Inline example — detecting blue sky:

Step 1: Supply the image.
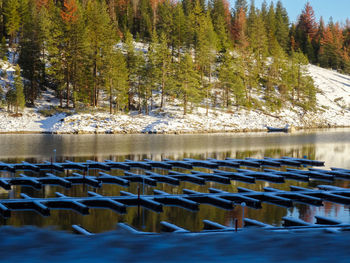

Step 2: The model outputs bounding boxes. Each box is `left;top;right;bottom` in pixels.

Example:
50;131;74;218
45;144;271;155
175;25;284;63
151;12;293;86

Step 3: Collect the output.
234;0;349;24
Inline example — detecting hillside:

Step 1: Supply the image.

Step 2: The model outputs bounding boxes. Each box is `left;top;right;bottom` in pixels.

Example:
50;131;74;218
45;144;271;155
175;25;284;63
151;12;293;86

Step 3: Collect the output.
0;63;350;134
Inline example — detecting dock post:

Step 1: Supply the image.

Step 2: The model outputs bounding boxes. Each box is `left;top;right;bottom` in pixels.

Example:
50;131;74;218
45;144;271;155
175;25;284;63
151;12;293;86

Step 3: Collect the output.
138;185;140;199
241;202;246;228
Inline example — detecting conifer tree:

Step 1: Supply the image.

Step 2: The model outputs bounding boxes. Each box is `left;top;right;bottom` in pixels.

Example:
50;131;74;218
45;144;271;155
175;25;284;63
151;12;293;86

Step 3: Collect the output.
142;30;158;114
14;64;25;113
232;4;248;48
85;0;117;107
195;10;217;115
4;0;20;47
0;36;7;59
218;49;245;108
0;0;5;38
106;49;129;114
210;0;231;51
265;2;276;54
288;50;316;110
260;0;267;21
60;0;86;108
175;53;200;115
295;2;318;61
155;32;172;109
6;87;16;112
246;0;256;37
249;11;268;74
275;0;289;51
46;3;66;107
233;0;247;15
124;31;139;111
138;0;152;39
18;1;48;106
265;44;287;111
156;0;173;40
172;2;187;57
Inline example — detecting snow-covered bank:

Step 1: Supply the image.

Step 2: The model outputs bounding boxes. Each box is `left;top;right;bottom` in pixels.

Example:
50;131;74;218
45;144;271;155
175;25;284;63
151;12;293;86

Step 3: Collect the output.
1;64;350;134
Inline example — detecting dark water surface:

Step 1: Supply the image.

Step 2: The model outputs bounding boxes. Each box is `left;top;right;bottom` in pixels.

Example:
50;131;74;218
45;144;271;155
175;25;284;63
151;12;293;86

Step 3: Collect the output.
0;129;350;233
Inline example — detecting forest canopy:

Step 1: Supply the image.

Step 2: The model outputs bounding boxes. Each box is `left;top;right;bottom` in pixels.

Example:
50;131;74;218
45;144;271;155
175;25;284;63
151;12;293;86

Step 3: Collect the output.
0;0;349;114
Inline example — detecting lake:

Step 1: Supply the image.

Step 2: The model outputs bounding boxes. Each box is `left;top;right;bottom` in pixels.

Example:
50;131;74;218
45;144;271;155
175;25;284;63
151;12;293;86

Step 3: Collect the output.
0;129;350;233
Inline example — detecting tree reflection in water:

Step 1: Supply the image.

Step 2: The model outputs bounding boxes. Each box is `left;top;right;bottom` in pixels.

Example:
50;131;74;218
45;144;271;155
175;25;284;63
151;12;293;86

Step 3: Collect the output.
0;131;349;233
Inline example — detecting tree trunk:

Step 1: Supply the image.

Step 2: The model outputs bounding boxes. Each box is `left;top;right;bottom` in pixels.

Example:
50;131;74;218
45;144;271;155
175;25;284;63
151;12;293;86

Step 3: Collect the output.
145;85;149;115
297;66;301;101
66;64;70;108
108;0;116;22
138;82;142;113
93;50;97;107
160;67;165;109
226;85;230;108
109;83;113;114
59;90;63;108
96;86;100;107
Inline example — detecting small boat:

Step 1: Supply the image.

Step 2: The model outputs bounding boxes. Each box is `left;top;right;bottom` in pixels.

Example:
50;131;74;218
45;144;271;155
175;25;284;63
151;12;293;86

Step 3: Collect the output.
266;124;290;133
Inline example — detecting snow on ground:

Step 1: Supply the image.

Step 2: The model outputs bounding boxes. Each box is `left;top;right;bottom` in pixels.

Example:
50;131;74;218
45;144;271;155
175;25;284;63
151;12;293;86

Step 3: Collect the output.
308;64;350;127
1;64;350;134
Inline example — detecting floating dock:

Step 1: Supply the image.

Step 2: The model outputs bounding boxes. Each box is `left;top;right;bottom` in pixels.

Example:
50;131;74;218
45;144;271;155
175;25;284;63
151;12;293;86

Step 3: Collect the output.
1;156;349;235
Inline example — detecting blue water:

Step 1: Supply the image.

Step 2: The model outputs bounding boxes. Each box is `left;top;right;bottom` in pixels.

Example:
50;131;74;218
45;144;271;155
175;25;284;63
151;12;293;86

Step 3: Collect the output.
0;226;349;262
0;131;350;261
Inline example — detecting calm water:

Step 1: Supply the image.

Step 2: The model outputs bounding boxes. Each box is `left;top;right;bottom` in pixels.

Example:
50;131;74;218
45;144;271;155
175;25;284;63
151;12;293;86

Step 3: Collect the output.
0;129;350;233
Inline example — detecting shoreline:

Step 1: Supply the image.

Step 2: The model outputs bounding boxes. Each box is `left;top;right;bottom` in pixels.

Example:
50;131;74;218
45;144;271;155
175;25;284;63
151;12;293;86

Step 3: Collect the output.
0;124;348;135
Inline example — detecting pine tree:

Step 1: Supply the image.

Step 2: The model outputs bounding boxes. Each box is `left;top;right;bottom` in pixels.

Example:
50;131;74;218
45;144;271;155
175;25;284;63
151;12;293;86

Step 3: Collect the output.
124;31;145;112
249;11;268;75
46;4;65;107
4;0;21;47
138;0;152;39
217;49;245;109
142;30;158;114
14;64;25;113
275;0;289;51
0;36;7;59
318;21;346;70
232;5;248;48
106;49;129;114
85;0;117;108
265;2;276;54
18;1;48;106
210;0;231;51
288;51;316;110
195;9;217;115
6;87;16;112
60;0;86;108
155;32;172;109
0;0;5;38
175;53;200;115
246;0;256;38
260;0;267;21
295;2;318;61
156;0;173;40
264;43;287;111
233;0;247;15
172;2;187;57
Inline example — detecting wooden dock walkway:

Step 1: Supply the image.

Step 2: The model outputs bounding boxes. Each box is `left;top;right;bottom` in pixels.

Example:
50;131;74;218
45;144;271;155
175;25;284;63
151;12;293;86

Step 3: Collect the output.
2;156;350;235
1;184;350;218
72;214;350;235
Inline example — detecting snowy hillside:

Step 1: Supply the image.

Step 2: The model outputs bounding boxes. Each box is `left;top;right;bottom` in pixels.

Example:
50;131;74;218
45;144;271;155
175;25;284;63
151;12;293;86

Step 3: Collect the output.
1;64;350;134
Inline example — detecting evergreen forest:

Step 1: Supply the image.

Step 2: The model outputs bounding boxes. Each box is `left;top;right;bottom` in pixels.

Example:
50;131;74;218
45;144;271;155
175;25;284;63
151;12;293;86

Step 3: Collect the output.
1;0;350;115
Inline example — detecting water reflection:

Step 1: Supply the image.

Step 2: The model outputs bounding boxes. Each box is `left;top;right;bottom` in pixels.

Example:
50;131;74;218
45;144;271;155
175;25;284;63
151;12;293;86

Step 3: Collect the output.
0;130;349;233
